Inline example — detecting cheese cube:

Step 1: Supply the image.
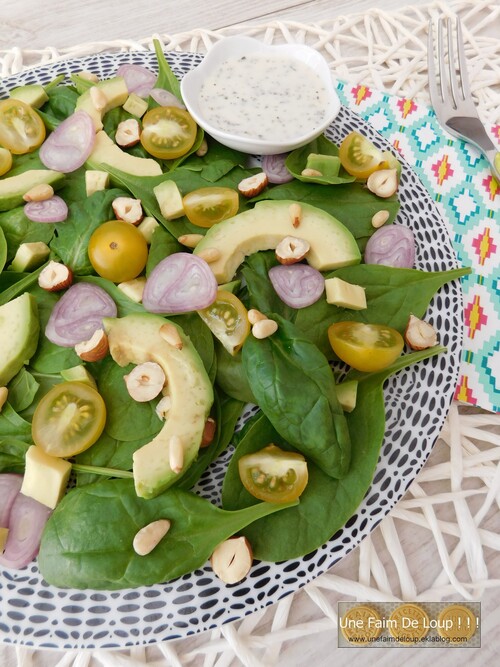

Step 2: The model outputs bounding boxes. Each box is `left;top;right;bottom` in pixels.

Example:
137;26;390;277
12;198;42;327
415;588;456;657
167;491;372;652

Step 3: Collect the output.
154;180;184;220
137;216;159;243
21;446;71;509
325;277;367;310
85;170;110;196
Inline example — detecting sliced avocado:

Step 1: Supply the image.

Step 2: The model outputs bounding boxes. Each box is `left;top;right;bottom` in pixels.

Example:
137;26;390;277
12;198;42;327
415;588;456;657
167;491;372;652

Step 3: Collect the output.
86;131;162;177
102;313;214;499
122;93;148;118
154;180;184;219
194;199;361;283
0;169;65;211
10;84;49;109
305;153;341;178
60;364;97;389
10;241;50;272
75;76;129;131
0;292;40;386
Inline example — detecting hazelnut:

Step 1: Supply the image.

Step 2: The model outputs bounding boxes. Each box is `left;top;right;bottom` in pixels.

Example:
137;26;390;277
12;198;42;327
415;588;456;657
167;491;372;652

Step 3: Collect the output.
159;322;183;350
124;362;166;402
38;261;73;292
178;233;204;249
289;202;302;228
115;118;141;148
366;169;399;198
405;314;438;350
275;236;310;265
210;536;253;584
238;172;268;198
23;183;54;203
112;197;144;225
133;519;171;556
74;328;109;362
200;417;217;448
169;435;184;474
252;318;278;339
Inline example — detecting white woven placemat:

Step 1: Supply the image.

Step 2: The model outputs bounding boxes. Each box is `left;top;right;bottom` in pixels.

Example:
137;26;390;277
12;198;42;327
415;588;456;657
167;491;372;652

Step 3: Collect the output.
1;1;500;665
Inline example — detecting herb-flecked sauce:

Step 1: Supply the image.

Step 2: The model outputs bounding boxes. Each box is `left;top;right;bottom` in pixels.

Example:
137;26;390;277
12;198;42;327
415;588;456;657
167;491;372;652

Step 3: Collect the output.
198;53;330;141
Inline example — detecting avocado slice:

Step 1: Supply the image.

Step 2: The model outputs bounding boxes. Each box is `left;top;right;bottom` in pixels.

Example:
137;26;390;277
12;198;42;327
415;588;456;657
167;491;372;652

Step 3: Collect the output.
194;199;361;283
10;84;49;109
0;169;65;211
75;76;129;131
0;293;40;386
103;313;214;499
86;131;162;177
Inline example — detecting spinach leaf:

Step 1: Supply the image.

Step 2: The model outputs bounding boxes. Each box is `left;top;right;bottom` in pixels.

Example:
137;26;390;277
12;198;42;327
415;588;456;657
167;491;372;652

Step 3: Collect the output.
0;403;32;442
0;264;48;306
6;368;39;412
0;437;30;473
153;39;182;100
38;478;296;589
222;346;445;560
145;224;182;275
242;314;350;478
74;431;149;485
252;180;399;251
18;370;62;421
294;265;471;358
286;135;356;184
215;341;256;404
240;250;297;321
182;136;247;182
0;207;55;262
38;86;78;130
50;188;128;274
170;312;216;379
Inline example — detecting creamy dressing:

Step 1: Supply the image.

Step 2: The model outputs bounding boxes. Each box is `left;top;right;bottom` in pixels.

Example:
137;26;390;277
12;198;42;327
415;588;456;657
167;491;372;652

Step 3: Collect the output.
198;53;330;141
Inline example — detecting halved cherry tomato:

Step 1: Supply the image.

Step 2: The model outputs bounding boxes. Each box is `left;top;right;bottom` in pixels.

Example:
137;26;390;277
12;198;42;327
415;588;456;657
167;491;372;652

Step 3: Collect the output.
338;131;387;179
238;444;308;503
32;381;106;458
198;289;250;354
140;106;197;159
0;147;12;176
0;99;46;154
182;187;239;228
88;220;148;283
328;321;404;372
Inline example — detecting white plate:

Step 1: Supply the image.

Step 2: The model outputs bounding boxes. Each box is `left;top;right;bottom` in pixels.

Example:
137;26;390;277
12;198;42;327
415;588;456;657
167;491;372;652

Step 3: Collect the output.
0;49;463;649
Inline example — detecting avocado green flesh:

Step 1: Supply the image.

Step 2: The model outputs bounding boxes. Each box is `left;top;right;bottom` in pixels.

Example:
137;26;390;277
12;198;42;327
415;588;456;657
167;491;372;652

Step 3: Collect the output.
0;170;65;211
86;131;162;177
102;313;214;499
0;293;40;386
75;76;129;131
194;199;361;283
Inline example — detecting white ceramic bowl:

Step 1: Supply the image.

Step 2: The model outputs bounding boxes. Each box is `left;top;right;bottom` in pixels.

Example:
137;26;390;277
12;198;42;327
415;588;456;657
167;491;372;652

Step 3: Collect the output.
180;36;341;155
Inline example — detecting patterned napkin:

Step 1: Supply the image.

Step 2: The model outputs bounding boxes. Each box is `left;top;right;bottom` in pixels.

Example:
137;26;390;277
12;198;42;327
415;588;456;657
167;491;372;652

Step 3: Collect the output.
335;82;500;414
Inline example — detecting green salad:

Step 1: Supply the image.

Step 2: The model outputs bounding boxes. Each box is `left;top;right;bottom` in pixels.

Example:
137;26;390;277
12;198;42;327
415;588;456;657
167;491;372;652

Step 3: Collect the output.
0;41;469;590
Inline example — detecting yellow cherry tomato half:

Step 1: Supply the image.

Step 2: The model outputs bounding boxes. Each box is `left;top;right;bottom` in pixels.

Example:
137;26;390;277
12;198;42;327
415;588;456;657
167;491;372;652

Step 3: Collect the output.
32;381;107;458
0;99;46;154
328;321;405;372
182;187;239;228
182;186;240;227
140;106;197;160
198;289;250;355
88;220;148;283
0;147;13;176
238;444;308;504
338;131;387;179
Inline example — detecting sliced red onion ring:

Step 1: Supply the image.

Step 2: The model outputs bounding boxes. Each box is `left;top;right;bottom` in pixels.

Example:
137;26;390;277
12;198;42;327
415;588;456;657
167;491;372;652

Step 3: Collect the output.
364;224;415;268
143;253;218;314
45;281;117;347
39;110;95;173
261;153;294;184
0;492;52;570
24;195;68;223
116;64;157;98
149;88;186;109
0;474;23;526
269;264;325;308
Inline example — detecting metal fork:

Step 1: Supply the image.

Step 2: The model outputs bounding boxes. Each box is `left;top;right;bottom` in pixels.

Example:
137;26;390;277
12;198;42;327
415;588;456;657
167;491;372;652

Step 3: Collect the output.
428;16;500;182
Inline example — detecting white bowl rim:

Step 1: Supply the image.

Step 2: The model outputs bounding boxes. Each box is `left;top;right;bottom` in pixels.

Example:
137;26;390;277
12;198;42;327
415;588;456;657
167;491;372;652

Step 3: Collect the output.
180;36;341;153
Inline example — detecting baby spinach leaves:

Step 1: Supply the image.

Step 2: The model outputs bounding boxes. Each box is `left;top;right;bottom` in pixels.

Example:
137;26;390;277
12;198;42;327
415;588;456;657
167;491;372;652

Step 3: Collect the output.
222;345;445;561
242;315;351;478
38;478;296;589
285;135;355;184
